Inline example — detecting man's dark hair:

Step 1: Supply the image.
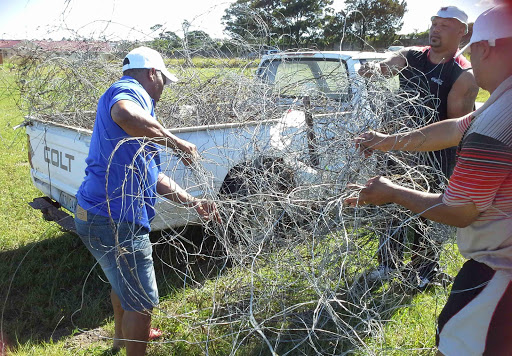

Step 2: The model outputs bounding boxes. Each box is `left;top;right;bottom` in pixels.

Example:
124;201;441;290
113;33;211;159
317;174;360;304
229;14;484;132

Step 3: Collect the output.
123;68;149;80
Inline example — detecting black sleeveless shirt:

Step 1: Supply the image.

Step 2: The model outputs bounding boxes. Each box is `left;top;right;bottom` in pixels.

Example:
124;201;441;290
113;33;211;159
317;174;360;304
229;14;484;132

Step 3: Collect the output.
398;46;471;178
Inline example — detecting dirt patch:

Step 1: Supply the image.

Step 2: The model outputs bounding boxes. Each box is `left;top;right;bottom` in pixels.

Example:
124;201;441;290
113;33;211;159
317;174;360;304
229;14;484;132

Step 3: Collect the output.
63;326;111;350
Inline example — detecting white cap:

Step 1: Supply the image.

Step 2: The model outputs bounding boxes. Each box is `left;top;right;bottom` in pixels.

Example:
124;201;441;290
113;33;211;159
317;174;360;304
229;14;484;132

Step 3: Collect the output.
456;4;512;58
122;46;178;85
431;6;469;33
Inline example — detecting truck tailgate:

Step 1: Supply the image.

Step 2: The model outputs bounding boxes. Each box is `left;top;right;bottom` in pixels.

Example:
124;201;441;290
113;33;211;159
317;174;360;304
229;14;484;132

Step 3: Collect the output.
27;120;90;213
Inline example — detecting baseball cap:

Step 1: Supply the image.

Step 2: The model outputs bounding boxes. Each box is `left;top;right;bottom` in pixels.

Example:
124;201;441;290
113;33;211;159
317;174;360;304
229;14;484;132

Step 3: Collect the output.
122;46;178;85
431;6;469;33
456;4;512;58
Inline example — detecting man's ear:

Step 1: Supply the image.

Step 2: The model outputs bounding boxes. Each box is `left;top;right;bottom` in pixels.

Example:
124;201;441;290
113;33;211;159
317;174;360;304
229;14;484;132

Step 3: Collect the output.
459;24;467;37
147;68;157;82
479;41;492;60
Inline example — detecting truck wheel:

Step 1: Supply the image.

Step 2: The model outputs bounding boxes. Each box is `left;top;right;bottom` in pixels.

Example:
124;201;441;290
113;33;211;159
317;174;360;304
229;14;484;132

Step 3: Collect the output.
218;157;294;256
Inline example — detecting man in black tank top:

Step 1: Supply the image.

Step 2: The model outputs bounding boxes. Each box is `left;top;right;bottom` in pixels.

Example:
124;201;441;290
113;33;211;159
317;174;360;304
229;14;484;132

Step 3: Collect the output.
400;46;472;177
358;6;479;289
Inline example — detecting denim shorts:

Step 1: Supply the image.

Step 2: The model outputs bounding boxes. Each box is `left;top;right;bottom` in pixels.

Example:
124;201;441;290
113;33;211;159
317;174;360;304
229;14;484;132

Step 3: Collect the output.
74;207;158;312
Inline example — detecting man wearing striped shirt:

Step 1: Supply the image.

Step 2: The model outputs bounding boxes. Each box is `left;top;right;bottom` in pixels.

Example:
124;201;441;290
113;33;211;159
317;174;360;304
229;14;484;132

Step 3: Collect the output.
346;4;512;355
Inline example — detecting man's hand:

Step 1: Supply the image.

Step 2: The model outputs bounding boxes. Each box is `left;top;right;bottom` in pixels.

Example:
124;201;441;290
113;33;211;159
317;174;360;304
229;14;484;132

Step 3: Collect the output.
174;138;199;166
190;199;221;223
358;62;379;78
354;131;391;157
344;176;397;206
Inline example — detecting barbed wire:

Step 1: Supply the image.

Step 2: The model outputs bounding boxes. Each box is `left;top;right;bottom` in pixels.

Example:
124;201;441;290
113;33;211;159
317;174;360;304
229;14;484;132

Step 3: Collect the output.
0;18;461;355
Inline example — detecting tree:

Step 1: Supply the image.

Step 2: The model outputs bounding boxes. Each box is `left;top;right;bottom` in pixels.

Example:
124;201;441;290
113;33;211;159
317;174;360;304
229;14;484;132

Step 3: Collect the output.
344;0;407;49
222;0;333;47
280;0;335;45
150;25;182;55
185;30;214;49
222;0;283;45
322;10;348;48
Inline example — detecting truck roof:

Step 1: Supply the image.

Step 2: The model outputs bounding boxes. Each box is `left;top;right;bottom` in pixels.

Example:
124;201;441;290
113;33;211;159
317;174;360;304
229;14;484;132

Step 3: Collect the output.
261;50;392;62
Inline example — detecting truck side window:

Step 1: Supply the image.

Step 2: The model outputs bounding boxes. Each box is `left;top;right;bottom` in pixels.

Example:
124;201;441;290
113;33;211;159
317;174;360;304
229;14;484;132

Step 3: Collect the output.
257;60;278;84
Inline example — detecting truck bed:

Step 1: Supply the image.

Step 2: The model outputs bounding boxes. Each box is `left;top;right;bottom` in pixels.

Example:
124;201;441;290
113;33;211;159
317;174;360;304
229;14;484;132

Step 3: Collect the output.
25;111;310;231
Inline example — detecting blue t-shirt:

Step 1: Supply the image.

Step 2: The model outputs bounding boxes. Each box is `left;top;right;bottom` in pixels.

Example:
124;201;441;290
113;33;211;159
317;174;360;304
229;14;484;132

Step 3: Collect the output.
76;76;161;229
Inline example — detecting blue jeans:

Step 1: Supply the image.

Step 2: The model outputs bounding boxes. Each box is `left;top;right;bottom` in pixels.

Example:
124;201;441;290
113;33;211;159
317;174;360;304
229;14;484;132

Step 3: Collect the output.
75;208;158;312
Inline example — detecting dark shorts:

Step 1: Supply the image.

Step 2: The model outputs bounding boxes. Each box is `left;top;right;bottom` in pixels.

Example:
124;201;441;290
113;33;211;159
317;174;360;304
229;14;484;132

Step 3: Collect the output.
437;259;512;355
74;206;158;312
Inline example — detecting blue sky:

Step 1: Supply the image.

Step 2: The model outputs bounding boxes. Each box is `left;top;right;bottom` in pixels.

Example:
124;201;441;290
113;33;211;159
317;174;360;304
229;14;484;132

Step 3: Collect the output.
0;0;496;40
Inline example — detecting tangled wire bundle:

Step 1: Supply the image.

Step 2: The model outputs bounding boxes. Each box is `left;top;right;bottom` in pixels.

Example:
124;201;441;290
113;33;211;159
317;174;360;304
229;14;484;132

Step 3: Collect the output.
6;39;460;354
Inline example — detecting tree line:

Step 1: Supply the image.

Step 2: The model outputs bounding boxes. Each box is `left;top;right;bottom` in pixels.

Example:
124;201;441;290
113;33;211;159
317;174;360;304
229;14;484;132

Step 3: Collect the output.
150;0;409;55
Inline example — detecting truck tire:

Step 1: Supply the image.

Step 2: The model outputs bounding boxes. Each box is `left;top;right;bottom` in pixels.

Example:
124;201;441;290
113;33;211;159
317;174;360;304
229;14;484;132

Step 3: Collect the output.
218;156;294;255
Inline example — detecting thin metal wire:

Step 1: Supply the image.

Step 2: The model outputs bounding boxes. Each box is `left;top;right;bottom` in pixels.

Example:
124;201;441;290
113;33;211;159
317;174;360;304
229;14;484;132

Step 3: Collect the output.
1;27;460;354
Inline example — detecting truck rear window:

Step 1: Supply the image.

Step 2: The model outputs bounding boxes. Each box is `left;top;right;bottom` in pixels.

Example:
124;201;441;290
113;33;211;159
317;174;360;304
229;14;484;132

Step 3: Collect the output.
257;58;350;101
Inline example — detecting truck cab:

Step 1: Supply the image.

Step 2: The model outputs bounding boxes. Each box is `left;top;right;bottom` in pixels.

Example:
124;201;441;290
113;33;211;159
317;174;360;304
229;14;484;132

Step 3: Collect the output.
255;50;394;108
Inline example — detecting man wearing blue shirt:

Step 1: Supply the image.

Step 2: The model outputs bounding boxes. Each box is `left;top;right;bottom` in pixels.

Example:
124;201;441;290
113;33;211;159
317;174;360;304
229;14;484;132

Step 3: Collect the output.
74;47;218;355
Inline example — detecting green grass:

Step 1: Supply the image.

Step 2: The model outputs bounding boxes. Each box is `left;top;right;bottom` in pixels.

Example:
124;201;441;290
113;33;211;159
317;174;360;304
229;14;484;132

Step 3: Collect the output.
0;61;467;355
476;88;490;103
361;242;465;354
166;57;259;69
0;65;115;354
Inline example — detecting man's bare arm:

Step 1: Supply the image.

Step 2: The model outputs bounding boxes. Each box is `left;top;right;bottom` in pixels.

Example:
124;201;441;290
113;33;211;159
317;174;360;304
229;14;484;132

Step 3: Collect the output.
358;49;408;78
447;70;479;118
111;99;166;137
111;99;199;163
345;176;479;228
157;173;220;222
355;118;465;156
156;172;197;206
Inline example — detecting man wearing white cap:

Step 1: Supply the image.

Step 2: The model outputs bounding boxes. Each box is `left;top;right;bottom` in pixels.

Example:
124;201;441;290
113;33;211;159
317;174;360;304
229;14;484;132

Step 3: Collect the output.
348;4;512;354
358;6;479;289
74;46;219;355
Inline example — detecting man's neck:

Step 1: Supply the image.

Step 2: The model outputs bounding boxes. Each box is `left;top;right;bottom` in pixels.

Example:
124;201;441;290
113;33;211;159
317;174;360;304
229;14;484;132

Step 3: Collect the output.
487;69;512;95
428;46;458;64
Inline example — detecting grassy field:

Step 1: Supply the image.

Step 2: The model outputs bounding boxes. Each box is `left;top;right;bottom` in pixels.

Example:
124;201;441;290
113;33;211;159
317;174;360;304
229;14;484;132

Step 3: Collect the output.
0;61;470;355
0;65;114;354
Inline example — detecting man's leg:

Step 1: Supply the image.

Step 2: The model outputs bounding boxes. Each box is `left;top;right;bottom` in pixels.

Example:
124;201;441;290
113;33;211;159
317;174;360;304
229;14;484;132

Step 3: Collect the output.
75;214;156;354
75;213;132;351
411;218;440;282
111;289;124;351
379;216;405;268
115;223;158;356
370;219;405;281
122;309;151;356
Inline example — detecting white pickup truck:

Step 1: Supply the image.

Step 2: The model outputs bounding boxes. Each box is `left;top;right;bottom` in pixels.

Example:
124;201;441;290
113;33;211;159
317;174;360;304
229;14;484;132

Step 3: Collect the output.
24;50;390;232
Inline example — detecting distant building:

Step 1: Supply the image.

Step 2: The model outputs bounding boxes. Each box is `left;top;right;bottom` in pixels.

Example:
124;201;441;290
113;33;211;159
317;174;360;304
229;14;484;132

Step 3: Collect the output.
0;40;22;62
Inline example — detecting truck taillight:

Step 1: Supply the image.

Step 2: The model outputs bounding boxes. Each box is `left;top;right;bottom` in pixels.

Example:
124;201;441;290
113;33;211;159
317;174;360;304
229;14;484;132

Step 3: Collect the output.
27;134;34;169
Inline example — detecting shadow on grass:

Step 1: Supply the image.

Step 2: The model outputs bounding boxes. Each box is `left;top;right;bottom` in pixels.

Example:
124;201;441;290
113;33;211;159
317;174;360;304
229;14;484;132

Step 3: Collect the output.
212;278;422;356
148;236;427;355
0;222;432;355
271;281;420;355
0;224;226;351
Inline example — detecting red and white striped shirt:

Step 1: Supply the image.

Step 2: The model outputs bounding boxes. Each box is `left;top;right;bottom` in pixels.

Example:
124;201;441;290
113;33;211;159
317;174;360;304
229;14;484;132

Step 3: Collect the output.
442;76;512;272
